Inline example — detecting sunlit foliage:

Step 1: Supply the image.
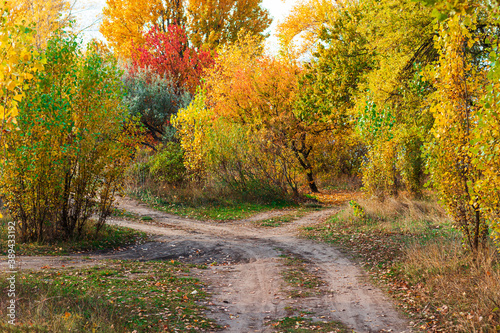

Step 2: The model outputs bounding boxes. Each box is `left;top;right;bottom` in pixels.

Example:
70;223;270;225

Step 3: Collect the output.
0;37;138;242
100;0;271;59
10;0;72;49
131;24;215;95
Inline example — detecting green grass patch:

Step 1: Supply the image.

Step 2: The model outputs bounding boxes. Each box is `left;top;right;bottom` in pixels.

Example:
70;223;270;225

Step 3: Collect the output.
132;189;296;221
301;204;459;270
111;207;140;220
257;216;293;227
0;213;148;256
0;260;218;332
253;207;323;228
270;316;347;332
280;252;324;298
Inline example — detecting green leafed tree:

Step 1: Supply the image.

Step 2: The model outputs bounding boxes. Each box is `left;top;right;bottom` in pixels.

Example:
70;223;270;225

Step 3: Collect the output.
0;36;138;242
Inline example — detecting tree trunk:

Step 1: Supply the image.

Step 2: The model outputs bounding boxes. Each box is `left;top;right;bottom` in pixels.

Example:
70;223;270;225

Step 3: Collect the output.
290;136;320;193
306;169;319;193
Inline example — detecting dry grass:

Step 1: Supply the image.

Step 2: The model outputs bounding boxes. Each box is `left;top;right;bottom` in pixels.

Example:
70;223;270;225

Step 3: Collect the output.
403;239;500;332
339;194;451;234
303;194;500;332
1;288;124;333
0;261;217;332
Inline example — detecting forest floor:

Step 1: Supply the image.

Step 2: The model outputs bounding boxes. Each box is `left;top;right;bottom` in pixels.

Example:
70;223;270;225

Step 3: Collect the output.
1;196;412;333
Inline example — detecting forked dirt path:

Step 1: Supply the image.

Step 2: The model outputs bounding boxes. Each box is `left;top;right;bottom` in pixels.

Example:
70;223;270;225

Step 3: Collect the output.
2;197;412;332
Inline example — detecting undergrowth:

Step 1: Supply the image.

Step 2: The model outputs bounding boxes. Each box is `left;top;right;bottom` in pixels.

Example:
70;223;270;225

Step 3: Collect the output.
0;211;148;256
130;188;296;221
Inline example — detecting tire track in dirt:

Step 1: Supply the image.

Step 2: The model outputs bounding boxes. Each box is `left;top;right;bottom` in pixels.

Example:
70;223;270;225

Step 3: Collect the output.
108;197;412;333
1;198;412;332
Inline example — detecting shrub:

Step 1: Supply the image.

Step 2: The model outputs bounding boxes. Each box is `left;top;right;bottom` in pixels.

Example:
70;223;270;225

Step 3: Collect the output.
123;67;191;143
349;200;366;219
147;142;186;184
173;90;297;198
0;37;137;242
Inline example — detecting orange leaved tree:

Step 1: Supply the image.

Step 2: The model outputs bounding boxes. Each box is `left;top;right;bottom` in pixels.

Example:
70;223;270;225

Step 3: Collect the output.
200;37;333;193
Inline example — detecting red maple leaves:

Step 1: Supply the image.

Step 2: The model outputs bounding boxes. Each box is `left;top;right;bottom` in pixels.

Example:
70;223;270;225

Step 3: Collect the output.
131;24;215;95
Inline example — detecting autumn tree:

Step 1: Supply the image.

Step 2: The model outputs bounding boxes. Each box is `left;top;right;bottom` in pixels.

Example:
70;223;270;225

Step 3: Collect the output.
101;0;185;59
424;1;490;253
279;0;435;197
0;1;44;202
126;23;214;144
10;0;71;49
354;0;434;197
0;36;137;242
292;0;374;187
0;1;40;216
174;37;333;194
0;2;42;126
171;91;211;179
100;0;271;59
131;24;214;95
276;0;338;60
123;67;192;143
187;0;271;48
471;3;500;247
0;0;67;123
173;85;302;197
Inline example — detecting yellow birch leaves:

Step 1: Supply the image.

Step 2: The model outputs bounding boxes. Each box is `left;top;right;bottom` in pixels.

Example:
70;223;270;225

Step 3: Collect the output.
0;2;44;125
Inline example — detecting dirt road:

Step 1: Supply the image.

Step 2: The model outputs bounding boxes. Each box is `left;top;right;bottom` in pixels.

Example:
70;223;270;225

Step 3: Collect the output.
3;197;412;332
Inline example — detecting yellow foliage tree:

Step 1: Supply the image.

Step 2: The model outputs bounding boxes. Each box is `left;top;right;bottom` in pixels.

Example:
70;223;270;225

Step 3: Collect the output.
425;8;488;253
281;0;434;197
471;3;500;248
0;1;46;147
187;0;271;48
9;0;71;49
1;36;138;242
174;36;334;194
276;0;337;59
171;90;211;178
100;0;185;59
0;4;37;124
0;2;45;218
100;0;271;59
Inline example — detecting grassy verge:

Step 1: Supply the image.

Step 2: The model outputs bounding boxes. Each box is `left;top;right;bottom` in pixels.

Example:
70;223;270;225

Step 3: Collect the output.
253;207;322;228
302;196;500;332
0;212;148;256
0;260;217;332
131;189;296;221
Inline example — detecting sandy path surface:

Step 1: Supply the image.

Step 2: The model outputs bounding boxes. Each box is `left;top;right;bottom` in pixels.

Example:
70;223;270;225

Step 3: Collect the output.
1;197;412;332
